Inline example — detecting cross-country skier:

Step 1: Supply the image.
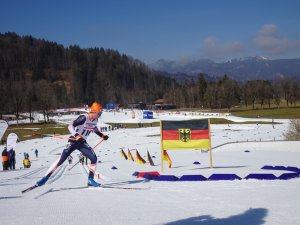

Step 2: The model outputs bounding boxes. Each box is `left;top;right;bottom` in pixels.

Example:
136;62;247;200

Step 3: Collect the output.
36;102;108;187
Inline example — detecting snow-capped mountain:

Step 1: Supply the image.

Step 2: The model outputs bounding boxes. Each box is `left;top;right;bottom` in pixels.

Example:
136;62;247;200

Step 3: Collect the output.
149;57;300;81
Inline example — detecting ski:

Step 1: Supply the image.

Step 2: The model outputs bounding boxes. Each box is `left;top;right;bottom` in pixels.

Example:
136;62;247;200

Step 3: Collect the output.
101;185;150;190
21;184;39;194
22;184;149;194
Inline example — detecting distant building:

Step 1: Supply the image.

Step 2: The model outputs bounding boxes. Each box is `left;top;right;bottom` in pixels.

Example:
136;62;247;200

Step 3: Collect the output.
150;99;176;110
127;102;147;110
1;114;17;121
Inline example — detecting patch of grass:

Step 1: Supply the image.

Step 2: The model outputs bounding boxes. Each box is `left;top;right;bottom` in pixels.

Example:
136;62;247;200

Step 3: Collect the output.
210;118;235;124
209;118;273;124
231;107;300;119
167;103;300;119
3;122;69;142
107;122;160;129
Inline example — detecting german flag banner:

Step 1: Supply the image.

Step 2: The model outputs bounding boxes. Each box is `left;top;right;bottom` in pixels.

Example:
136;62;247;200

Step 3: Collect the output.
161;119;211;150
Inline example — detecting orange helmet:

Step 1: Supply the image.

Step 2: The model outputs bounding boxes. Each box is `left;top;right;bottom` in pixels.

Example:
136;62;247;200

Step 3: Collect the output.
90;102;102;113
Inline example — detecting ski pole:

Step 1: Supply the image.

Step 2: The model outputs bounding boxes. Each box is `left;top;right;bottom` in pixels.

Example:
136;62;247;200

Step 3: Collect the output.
92;138;105;179
68;158;81;171
92;138;104;150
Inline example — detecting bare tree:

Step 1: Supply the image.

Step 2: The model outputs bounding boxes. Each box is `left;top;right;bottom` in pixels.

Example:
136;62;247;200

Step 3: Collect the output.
272;80;283;109
197;74;207;108
10;79;26;124
280;78;293;107
35;80;56;123
242;81;259;109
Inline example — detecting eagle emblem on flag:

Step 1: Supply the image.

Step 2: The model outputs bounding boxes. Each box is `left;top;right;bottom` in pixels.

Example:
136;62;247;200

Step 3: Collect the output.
179;128;191;142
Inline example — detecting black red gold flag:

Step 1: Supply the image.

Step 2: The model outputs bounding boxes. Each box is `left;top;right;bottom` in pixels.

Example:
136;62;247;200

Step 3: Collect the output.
147;150;155;166
128;149;134;161
161;119;210;150
163;150;172;168
120;148;128;160
136;150;146;164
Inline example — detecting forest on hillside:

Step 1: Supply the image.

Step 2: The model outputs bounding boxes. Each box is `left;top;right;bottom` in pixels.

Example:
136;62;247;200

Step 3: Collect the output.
0;32;299;120
0;32;175;115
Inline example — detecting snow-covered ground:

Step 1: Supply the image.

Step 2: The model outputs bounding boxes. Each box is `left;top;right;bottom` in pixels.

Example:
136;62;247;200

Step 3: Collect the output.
0;110;299;225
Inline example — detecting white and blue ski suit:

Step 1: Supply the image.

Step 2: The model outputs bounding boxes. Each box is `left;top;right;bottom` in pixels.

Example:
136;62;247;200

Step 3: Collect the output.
42;114;107;181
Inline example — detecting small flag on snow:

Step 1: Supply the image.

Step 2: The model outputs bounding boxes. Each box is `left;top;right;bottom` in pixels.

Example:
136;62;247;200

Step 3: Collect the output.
120;148;128;160
147;150;155;166
128;149;134;161
136;150;146;165
163;150;172;168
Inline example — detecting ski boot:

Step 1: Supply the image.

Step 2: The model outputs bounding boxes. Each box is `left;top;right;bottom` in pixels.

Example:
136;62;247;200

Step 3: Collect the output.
87;178;101;187
36;176;49;186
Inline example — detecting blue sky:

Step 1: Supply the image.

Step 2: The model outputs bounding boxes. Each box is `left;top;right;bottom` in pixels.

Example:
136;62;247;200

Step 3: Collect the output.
1;0;300;63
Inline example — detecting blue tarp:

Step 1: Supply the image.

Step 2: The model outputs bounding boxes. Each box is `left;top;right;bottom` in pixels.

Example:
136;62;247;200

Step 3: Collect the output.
143;174;159;180
261;165;274;170
208;174;242;181
244;173;277;180
154;175;179;181
261;165;300;173
133;165;300;182
278;173;300;180
273;166;287;170
179;175;207;181
285;166;299;173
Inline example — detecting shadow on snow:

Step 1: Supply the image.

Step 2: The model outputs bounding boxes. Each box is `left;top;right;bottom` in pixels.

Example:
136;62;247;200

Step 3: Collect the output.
164;208;267;225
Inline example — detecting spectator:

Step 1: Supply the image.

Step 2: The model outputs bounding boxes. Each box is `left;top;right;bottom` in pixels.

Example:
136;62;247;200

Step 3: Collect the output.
23;153;31;168
35;149;39;158
8;148;16;170
2;147;9;170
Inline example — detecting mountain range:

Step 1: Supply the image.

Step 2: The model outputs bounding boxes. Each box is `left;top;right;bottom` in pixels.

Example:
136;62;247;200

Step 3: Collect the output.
148;56;300;82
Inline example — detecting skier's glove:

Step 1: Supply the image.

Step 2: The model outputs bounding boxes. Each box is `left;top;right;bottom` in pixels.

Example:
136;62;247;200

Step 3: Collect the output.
75;134;85;144
102;135;109;140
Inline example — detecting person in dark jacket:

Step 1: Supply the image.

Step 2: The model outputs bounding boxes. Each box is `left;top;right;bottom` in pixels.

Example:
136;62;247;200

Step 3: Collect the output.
35;149;38;158
8;148;16;170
